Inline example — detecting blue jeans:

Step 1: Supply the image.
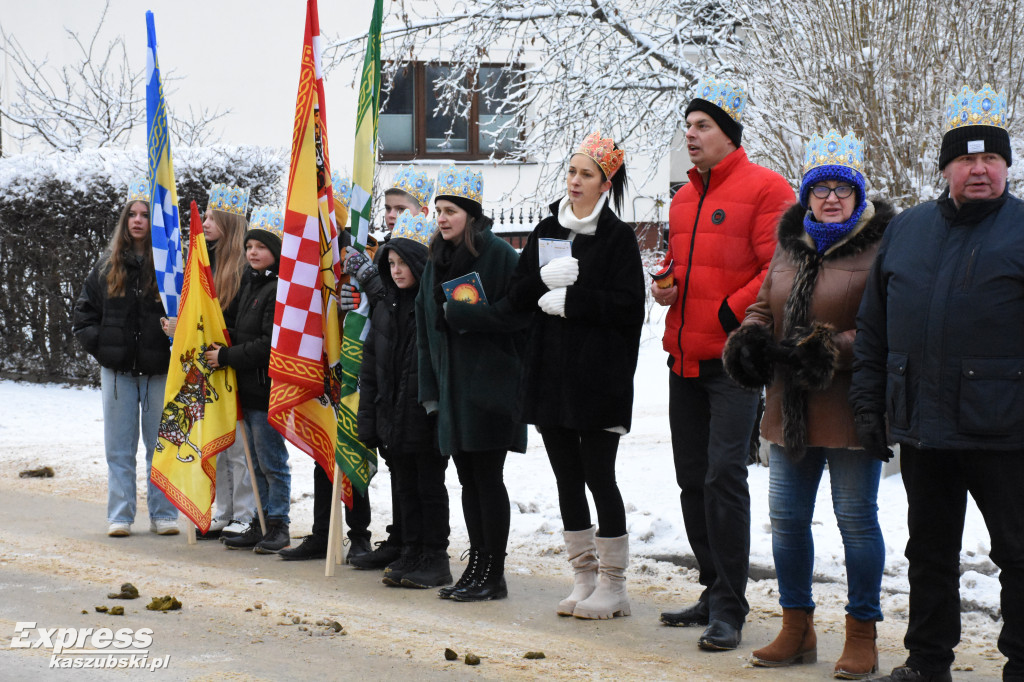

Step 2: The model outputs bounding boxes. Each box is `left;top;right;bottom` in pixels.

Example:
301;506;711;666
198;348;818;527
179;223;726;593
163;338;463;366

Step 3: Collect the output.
101;368;178;524
768;443;884;621
241;409;291;524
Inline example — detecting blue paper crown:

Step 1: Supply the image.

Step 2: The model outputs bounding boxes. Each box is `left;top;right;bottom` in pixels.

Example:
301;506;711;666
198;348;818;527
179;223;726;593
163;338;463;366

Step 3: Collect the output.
943;83;1008;133
435;165;483;205
248;206;284;240
389;166;435;206
331;170;353;210
799;130;866;208
127;177;150;203
693;76;747;123
391;210;437;247
803;130;864;175
208;183;250;216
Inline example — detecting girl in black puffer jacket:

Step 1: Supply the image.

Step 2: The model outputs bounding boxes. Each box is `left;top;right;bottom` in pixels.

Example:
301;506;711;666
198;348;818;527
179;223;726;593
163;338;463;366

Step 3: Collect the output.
73;187;180;537
357;212;450;590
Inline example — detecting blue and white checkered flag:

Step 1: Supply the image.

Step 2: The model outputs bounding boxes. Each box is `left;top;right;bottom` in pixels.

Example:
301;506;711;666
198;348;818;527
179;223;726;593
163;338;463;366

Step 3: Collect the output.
146;11;182;317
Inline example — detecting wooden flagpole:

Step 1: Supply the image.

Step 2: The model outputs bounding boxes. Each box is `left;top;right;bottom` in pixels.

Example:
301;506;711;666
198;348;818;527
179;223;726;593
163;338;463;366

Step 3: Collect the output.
325;462;346;576
237;422;267;533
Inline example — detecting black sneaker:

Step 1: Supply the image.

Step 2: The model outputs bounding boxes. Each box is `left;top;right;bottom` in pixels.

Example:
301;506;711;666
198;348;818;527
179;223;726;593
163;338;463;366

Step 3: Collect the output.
278;534;328;561
345;536;373;564
254;521;291;555
401;551;453;589
223;519;263;549
349;536;401;570
382;547;420;586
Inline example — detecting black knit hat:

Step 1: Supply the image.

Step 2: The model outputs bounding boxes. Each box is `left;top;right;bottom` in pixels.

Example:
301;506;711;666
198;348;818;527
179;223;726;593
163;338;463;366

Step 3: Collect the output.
939;125;1012;169
436;194;483;220
379;238;428;285
685;98;743;149
939;84;1013;170
245;229;282;264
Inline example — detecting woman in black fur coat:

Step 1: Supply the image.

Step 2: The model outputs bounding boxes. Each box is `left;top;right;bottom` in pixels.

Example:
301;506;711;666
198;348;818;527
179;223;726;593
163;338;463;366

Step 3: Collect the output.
506;132;645;621
722;131;893;679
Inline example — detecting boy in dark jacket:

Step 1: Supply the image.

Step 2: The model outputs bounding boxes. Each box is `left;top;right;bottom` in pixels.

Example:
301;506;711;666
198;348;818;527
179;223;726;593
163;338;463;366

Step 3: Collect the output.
357;211;451;588
206;208;292;554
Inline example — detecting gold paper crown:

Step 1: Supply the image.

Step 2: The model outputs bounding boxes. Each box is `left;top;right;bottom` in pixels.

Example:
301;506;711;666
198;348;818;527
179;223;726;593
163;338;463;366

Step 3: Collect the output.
330;170;353;210
575;131;625;179
127;177;150;203
943;83;1008;133
390;166;435;205
391;210;437;247
693;76;747;123
802;130;864;175
435;165;483;205
248;206;284;241
208;183;250;216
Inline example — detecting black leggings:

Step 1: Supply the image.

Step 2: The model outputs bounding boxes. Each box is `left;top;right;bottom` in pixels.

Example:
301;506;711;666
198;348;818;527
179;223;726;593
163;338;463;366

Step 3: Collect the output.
541;426;626;537
451;449;509;556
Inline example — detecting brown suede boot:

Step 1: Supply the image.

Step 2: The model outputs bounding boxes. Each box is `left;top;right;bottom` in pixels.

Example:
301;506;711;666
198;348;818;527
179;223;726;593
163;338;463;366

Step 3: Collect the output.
751;607;817;667
833;614;879;679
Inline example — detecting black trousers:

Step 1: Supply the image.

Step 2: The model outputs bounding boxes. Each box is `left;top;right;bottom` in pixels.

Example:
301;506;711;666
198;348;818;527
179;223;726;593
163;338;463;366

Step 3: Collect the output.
311;461;379;542
901;445;1024;679
669;370;758;629
390;448;450;550
540;426;626;537
451;449;509;558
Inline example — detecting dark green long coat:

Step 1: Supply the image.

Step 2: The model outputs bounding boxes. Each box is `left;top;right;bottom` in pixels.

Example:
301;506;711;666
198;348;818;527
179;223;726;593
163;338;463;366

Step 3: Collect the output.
416;220;530;456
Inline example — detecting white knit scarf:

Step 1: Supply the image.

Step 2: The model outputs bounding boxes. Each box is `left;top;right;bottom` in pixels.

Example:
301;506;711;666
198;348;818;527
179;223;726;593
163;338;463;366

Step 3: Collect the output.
558;192;608;236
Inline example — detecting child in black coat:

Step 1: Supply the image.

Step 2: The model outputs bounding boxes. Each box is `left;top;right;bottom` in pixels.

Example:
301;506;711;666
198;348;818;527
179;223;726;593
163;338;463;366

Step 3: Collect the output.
357;211;451;588
205;208;292;554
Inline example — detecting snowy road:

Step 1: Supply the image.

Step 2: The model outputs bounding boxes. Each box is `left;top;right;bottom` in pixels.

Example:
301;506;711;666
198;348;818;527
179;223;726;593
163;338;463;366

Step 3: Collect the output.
0;315;1007;678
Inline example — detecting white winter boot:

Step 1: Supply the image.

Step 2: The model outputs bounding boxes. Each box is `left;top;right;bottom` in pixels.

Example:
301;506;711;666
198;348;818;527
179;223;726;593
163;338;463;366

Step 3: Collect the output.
557;526;598;616
572;534;630;620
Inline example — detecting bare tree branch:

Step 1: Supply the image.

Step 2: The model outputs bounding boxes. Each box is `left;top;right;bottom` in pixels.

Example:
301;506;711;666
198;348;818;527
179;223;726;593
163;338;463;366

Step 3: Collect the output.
0;0;228;152
737;0;1024;204
323;0;743;216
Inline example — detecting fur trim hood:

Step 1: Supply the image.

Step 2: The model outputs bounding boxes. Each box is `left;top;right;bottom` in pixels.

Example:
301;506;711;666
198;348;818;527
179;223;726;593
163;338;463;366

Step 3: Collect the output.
776;199;896;262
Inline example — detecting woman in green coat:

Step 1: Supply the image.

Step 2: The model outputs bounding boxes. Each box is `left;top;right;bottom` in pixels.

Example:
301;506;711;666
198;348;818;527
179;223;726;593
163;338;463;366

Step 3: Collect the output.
416;165;529;603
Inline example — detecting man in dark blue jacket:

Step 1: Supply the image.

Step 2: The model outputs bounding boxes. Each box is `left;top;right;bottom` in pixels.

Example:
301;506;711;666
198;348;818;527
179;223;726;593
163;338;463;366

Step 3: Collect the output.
851;84;1024;682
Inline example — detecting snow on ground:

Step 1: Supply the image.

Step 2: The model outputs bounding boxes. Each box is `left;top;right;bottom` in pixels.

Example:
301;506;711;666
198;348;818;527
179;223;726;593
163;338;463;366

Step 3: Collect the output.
0;307;1001;627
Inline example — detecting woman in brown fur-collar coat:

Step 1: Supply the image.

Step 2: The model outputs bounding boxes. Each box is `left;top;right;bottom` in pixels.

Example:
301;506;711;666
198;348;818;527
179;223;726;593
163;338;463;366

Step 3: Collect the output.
723;131;894;679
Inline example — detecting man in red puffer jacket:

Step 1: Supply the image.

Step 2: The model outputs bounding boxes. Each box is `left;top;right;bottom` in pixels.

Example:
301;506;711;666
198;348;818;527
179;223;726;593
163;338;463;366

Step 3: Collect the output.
653;76;794;651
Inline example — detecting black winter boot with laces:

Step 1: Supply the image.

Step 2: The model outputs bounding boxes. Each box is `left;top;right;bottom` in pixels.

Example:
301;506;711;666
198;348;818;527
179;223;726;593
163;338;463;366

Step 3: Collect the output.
439;547;482;599
450;552;507;602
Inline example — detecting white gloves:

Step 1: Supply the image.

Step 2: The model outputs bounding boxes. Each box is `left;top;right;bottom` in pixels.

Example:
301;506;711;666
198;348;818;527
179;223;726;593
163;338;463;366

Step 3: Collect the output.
540;256;579;289
538;287;567;318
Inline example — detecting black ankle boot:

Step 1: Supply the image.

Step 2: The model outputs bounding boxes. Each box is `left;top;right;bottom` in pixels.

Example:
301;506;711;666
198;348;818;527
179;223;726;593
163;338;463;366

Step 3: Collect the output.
382;546;420;586
223;518;263;549
439;547;482;599
450;552;507;602
401;550;453;588
349;536;401;569
254;521;290;554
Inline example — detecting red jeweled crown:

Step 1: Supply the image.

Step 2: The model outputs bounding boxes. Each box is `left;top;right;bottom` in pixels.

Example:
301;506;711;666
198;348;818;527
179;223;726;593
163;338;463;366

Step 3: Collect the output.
575;131;624;179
